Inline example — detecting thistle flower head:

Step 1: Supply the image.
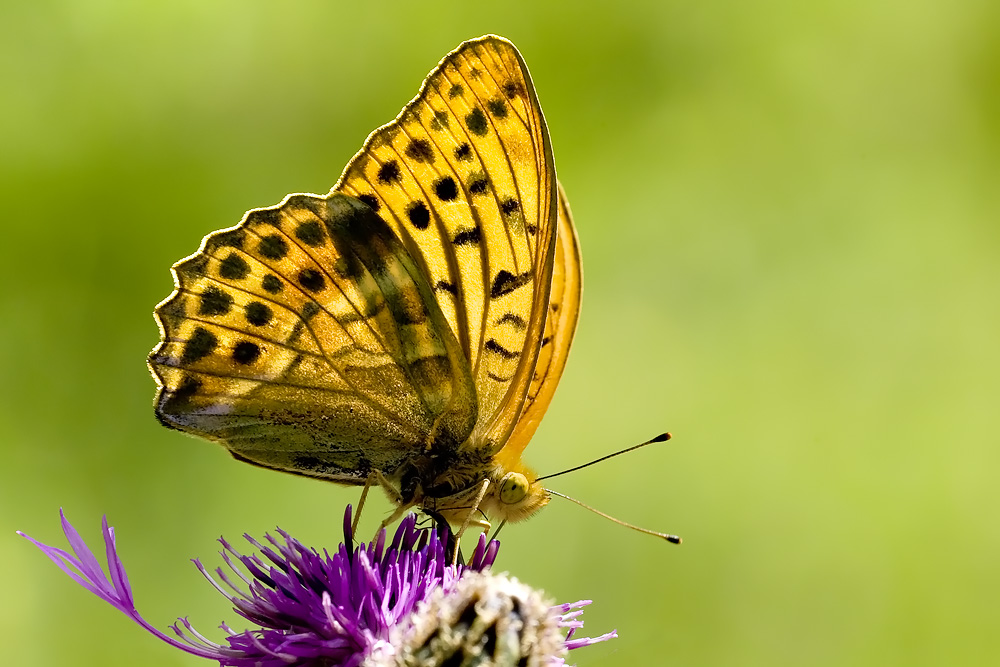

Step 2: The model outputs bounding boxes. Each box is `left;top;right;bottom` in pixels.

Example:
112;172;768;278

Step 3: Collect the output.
20;507;614;666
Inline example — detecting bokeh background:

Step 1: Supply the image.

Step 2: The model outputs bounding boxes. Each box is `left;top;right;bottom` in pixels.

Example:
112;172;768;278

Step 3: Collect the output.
3;1;998;665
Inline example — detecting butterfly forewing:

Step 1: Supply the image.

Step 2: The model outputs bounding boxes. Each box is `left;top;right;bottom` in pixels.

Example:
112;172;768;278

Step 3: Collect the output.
150;194;476;481
336;35;558;455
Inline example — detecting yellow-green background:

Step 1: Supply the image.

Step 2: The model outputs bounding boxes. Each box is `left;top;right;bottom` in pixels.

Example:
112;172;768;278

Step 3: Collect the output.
2;1;997;665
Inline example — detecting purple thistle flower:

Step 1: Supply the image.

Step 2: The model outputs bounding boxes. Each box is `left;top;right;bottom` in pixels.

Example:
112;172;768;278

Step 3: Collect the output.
19;507;615;666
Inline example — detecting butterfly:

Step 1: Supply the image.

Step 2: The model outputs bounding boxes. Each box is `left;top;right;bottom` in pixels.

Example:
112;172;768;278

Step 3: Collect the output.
148;35;581;532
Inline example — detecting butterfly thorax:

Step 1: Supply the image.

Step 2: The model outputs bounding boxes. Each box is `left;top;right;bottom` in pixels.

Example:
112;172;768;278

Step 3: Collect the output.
389;445;549;527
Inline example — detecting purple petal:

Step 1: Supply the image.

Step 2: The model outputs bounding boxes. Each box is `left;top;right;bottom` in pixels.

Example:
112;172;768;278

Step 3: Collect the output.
22;506;613;665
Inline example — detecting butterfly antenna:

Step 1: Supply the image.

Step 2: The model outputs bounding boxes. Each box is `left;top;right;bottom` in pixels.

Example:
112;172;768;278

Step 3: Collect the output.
536;432;681;544
545;489;682;544
535;432;671;482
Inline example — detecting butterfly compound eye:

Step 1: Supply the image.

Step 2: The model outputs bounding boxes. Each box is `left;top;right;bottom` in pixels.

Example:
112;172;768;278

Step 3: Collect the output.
498;473;530;504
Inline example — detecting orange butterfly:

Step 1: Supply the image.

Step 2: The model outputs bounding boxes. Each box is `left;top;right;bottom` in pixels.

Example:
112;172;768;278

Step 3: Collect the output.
149;35;580;533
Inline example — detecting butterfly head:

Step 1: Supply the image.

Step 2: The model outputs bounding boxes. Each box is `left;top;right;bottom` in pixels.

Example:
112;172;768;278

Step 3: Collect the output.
490;468;550;523
424;460;549;528
471;460;550;524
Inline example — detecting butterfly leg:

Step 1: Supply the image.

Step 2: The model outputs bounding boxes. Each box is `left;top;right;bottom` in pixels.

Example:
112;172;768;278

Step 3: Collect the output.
377;501;418;540
352;472;379;540
373;470;416;540
355;470;410;540
375;469;404;505
451;479;491;566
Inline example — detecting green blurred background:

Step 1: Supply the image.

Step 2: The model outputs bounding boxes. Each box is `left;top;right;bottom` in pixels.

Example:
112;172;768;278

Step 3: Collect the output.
3;1;998;665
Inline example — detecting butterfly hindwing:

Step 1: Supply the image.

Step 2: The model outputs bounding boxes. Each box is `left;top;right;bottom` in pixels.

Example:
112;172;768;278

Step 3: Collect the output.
150;193;476;482
496;184;582;470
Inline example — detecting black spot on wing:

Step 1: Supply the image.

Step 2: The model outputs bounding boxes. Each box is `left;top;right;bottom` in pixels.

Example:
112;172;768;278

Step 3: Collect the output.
406;201;431;230
500;197;520;216
452;226;482;246
454;143;472;161
429;110;449;131
295;221;325;246
298;269;325;292
502;80;524;99
232;341;260;365
435;280;458;295
485;339;519;360
405;139;435;164
245;302;272;326
490;270;533;299
487;97;508;119
377;160;401;185
258;234;288;260
467;172;489;195
495;313;527;329
357;194;380;212
219;253;249;280
199;286;232;316
182;327;217;364
433;176;458;201
465;107;488;136
261;274;283;294
448;83;464;98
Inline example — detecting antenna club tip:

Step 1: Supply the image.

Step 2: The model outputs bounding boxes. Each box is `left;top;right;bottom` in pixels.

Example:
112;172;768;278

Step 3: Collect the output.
651;432;672;443
666;535;682;544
